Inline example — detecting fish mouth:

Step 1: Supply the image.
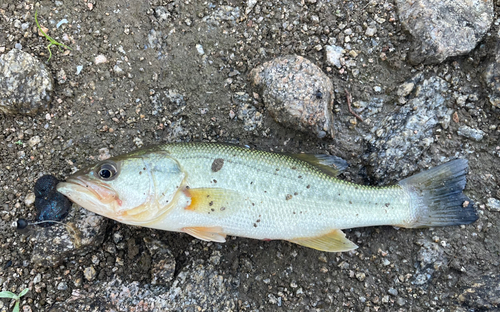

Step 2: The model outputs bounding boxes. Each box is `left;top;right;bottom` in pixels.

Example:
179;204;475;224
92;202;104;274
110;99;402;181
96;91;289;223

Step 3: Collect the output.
56;176;120;216
58;176;118;202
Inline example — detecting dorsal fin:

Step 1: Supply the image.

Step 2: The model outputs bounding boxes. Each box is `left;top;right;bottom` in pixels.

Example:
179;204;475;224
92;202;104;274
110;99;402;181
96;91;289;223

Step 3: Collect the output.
291;153;348;177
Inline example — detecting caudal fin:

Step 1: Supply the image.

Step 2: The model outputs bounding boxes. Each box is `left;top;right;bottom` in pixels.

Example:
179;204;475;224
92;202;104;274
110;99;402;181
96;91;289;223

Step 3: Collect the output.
398;159;478;228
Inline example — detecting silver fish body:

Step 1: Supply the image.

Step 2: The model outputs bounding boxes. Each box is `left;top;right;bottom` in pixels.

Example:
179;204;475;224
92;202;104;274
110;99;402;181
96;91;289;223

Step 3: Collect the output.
57;143;478;252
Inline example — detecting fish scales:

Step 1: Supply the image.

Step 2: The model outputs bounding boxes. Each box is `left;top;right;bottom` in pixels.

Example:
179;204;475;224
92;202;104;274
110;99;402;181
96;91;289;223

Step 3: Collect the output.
160;143;409;236
57;142;478;252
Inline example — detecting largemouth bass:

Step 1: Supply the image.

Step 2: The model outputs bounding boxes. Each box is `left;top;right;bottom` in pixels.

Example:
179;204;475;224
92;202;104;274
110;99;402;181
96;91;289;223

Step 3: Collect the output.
56;143;478;252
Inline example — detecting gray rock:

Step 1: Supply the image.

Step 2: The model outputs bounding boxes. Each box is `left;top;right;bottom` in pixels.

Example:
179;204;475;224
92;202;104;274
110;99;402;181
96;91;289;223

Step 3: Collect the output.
143;237;176;285
365;75;453;181
352;97;384;119
325;45;344;69
396;0;494;64
457;125;485;141
0;49;54;115
486;197;500;212
31;206;107;267
249;55;335;139
388;288;398;296
413;239;446;286
234;92;263;131
48;256;237;311
84;266;97;281
483;61;500;108
365;26;377;37
458;275;500;309
483;29;500;108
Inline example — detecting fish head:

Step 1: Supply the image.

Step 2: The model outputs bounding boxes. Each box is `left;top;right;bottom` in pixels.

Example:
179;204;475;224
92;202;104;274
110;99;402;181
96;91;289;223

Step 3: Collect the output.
57;151;186;225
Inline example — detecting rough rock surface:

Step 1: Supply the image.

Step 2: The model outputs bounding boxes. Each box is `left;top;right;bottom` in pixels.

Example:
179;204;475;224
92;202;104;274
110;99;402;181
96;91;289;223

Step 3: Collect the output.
325;45;344;69
1;1;499;311
413;239;446;286
249;55;335;138
397;0;494;64
31;206;107;267
458;275;500;310
457;125;485;142
0;49;53;115
233;92;263;132
487;197;500;211
483;29;500;108
143;238;176;285
48;252;237;311
365;75;453;181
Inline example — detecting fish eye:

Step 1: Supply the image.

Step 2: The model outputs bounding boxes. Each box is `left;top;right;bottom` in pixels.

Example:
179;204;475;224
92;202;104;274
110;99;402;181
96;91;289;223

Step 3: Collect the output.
97;161;119;181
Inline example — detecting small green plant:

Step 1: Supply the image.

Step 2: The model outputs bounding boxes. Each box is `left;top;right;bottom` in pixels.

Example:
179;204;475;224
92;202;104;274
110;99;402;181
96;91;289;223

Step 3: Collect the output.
0;288;29;312
14;140;23;145
35;10;71;62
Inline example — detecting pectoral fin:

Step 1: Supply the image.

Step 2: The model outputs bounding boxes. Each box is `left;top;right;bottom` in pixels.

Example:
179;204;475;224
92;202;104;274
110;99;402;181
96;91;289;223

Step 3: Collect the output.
289;229;358;252
184;187;238;214
182;226;226;243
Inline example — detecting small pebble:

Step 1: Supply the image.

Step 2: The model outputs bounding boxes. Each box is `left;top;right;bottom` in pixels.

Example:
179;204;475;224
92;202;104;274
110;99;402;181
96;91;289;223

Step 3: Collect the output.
196;44;205;55
95;55;107;64
396;297;406;306
388;288;398;296
365;26;377;37
486;198;500;211
25;192;36;206
84;266;97;281
356;272;366;281
325;45;344;69
28;136;41;147
57;281;68;290
457;125;485;141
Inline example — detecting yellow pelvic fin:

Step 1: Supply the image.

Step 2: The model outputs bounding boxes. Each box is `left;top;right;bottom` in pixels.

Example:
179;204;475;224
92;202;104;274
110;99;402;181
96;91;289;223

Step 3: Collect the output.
289;229;358;252
182;226;226;243
291;153;348;177
184;187;237;214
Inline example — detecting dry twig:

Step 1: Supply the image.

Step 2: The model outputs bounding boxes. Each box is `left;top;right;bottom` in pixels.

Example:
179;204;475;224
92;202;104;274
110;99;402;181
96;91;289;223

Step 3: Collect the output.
345;89;363;122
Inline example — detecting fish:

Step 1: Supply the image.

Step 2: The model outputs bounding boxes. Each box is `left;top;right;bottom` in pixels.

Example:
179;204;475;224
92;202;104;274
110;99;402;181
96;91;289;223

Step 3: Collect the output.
56;142;478;252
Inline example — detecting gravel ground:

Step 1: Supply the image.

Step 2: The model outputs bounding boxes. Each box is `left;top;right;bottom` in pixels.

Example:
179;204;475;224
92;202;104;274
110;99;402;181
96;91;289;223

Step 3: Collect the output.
1;0;499;311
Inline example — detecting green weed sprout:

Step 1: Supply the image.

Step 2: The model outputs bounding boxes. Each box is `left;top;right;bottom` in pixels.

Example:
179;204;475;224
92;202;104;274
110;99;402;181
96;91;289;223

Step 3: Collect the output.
0;288;29;312
35;10;71;62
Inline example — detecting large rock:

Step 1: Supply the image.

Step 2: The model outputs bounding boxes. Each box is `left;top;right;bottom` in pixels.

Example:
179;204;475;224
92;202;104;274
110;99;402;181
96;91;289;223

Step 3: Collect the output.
457;275;500;310
365;75;453;181
397;0;494;65
249;55;335;139
483;29;500;109
31;206;107;267
0;49;54;115
48;250;237;311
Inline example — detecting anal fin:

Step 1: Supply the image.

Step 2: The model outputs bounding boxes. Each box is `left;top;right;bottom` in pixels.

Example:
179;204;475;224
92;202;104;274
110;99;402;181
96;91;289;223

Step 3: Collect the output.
182;226;226;243
289;229;358;252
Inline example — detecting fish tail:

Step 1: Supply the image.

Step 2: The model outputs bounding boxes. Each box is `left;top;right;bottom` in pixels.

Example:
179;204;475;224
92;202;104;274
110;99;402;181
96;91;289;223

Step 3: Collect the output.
398;159;478;228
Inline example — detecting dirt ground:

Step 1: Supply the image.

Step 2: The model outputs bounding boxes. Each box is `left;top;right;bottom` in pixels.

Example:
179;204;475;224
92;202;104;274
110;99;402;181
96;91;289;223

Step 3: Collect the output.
1;0;499;311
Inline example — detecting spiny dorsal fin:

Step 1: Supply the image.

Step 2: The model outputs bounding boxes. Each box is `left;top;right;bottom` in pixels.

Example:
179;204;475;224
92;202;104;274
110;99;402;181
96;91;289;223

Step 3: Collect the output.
289;229;358;252
291;153;348;177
